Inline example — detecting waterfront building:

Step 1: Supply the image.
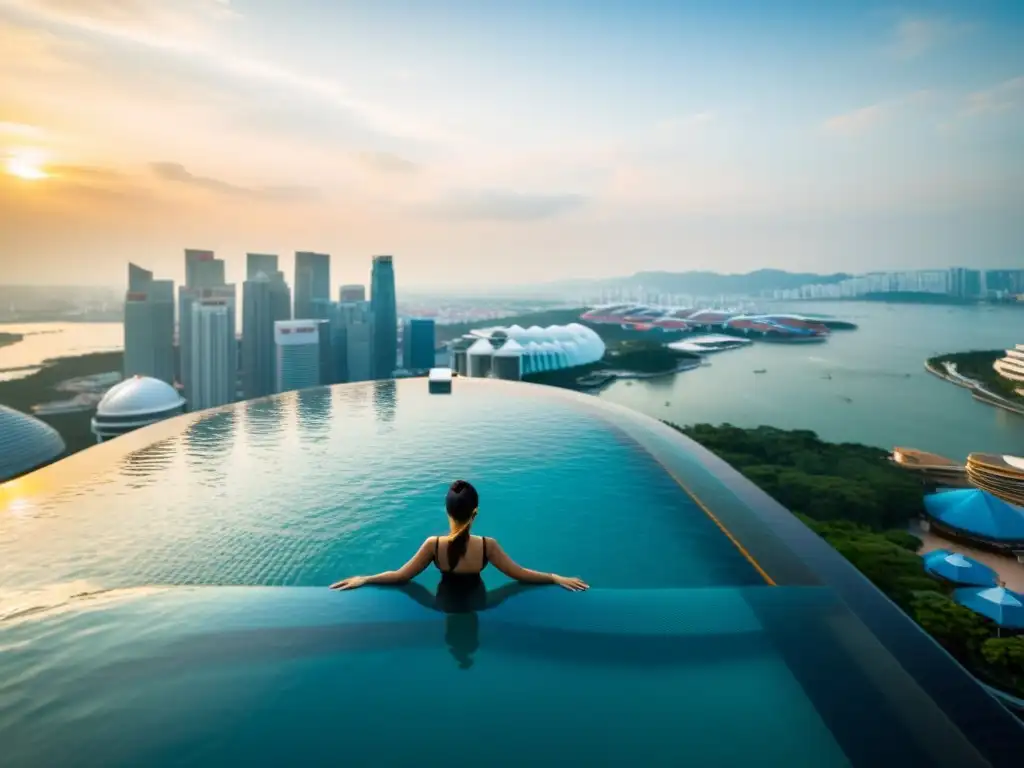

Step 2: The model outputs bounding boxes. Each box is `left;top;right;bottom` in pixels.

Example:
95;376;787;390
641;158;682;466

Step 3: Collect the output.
967;453;1024;508
123;263;175;385
246;253;278;281
294;251;330;320
370;255;398;379
90;375;186;443
189;299;235;412
339;284;365;302
402;318;435;372
492;339;524;380
455;323;604;376
275;319;323;393
339;300;373;382
0;405;66;482
994;345;1024;397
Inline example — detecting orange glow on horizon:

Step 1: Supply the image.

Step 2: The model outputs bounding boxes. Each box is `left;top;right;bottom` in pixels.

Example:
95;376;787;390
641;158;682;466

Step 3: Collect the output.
4;150;49;181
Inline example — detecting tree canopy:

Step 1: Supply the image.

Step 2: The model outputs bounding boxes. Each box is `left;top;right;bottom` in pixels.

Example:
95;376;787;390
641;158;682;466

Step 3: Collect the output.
677;423;1024;700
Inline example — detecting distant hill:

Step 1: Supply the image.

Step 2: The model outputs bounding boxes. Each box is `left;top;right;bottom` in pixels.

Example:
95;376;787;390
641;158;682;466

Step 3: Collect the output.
536;269;852;297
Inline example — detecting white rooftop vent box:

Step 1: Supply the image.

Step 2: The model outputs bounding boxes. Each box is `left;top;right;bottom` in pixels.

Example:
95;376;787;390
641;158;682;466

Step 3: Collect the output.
428;367;453;394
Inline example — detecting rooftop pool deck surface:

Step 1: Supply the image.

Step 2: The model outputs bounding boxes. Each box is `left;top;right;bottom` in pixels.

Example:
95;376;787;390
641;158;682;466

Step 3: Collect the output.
1;378;1022;766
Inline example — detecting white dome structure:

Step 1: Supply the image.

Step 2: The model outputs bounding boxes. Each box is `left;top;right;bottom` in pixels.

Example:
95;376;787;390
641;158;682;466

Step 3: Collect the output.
0;405;66;482
91;375;187;443
457;323;605;376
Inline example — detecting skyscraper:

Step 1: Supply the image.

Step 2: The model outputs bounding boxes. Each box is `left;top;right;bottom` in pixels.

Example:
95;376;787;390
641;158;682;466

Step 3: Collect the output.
370;255;397;380
179;251;233;404
402;318;436;371
242;272;276;399
294;251;330;320
123;263;175;385
339;300;373;382
311;298;343;385
275;320;323;393
189;299;234;411
247;253;278;281
339;284;366;303
184;249;218;289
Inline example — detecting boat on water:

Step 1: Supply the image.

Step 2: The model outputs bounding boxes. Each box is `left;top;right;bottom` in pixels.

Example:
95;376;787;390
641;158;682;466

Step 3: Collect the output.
666;334;752;354
754;369;767;374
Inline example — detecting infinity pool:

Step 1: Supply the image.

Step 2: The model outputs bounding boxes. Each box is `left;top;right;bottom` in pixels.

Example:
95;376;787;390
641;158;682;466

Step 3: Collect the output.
1;378;1021;766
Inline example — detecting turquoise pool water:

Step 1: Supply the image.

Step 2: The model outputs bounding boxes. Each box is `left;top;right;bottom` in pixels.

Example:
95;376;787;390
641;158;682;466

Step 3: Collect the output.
0;381;760;591
0;379;1018;766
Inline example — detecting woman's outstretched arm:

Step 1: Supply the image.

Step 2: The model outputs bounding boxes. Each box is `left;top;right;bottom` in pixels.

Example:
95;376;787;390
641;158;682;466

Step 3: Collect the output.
487;539;588;592
330;537;435;590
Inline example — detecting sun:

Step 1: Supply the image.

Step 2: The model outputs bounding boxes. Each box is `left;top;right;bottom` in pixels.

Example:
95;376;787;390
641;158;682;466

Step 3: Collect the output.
4;151;49;181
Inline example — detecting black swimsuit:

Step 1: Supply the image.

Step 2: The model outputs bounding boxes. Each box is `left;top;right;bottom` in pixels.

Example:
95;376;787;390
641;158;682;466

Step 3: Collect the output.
433;536;489;612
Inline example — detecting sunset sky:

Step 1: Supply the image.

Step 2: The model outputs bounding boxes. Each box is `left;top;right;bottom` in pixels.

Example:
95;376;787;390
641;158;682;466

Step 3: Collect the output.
1;0;1022;290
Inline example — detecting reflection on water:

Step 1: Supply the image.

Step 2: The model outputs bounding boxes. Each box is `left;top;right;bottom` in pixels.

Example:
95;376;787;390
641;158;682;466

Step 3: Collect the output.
398;581;536;670
117;441;178;490
184;410;238;488
244;397;286;448
296;388;333;444
446;612;479;670
373;379;396;423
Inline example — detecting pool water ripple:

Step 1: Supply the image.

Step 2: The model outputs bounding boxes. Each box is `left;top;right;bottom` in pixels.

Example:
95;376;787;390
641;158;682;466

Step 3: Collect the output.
1;381;761;593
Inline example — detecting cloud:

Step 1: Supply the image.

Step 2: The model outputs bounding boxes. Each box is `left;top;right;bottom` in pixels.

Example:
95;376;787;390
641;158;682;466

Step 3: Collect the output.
965;77;1024;116
430;189;587;222
7;0;236;39
48;163;123;180
822;91;935;138
355;151;419;175
822;104;888;137
888;16;971;59
149;162;319;202
0;0;446;146
0;120;46;138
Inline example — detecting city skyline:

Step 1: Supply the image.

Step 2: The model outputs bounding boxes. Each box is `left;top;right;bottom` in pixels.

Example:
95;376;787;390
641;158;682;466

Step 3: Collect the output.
1;1;1023;287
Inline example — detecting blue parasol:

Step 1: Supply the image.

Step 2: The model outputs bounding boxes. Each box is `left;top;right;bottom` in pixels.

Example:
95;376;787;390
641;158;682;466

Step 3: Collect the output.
953;586;1024;629
922;549;999;587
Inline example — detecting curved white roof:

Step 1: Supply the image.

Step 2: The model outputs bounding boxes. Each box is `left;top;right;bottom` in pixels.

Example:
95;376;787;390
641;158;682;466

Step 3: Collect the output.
0;405;66;482
467;338;494;356
478;323;606;371
96;376;186;418
493;339;524;357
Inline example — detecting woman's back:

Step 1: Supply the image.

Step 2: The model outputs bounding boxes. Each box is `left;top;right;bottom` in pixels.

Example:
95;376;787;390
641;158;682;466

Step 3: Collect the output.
434;534;489;575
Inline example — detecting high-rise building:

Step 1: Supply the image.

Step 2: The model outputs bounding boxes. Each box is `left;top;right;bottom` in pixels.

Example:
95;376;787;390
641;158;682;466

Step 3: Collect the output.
339;300;374;382
275;320;323;393
179;250;232;403
179;284;235;405
339;284;366;303
370;255;397;379
242;272;277;399
311;299;344;385
294;251;330;320
402;318;436;371
123;263;175;385
189;299;235;412
184;249;219;289
247;253;278;281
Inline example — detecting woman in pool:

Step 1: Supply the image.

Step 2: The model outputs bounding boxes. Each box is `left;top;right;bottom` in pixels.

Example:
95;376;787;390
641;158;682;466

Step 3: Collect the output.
329;479;588;593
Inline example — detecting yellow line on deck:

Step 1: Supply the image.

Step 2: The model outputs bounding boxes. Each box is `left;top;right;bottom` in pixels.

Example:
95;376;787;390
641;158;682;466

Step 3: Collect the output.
662;465;777;587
